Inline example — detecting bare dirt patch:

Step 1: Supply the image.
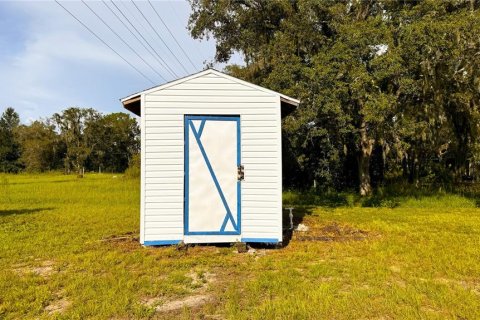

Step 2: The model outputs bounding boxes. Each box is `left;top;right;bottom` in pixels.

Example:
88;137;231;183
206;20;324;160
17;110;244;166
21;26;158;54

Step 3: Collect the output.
155;294;213;313
420;305;443;315
100;232;140;251
389;265;401;273
45;297;71;315
142;269;217;314
187;270;216;289
12;260;56;277
101;231;137;242
140;296;162;308
434;277;480;295
293;221;372;242
247;247;267;260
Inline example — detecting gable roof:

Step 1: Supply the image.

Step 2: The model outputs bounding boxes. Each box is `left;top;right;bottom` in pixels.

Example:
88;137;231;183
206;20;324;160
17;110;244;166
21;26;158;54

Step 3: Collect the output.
121;69;300;117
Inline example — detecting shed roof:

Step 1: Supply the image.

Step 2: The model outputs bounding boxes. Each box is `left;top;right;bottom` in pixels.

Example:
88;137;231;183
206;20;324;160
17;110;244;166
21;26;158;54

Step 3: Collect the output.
121;69;300;118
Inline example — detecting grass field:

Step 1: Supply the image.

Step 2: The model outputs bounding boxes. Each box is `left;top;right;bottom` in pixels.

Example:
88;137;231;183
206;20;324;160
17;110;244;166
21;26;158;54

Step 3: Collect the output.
1;173;479;319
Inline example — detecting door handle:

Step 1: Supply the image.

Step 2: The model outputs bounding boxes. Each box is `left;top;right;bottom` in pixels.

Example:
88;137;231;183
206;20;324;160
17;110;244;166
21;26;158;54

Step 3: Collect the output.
237;165;244;181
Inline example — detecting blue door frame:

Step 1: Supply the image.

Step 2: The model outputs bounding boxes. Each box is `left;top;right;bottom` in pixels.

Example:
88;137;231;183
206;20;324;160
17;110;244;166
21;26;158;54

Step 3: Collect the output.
184;115;241;236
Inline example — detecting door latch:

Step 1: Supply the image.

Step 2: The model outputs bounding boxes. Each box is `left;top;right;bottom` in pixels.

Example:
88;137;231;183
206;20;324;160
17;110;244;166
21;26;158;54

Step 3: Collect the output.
237;165;244;181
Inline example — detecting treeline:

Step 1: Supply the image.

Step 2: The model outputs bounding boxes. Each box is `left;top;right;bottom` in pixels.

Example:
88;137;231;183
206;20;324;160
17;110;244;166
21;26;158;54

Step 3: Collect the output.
189;0;480;195
0;107;139;174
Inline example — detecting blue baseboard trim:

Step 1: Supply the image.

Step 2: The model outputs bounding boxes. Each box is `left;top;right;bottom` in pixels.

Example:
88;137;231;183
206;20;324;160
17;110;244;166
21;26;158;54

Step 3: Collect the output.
241;238;279;243
143;240;181;246
185;231;241;236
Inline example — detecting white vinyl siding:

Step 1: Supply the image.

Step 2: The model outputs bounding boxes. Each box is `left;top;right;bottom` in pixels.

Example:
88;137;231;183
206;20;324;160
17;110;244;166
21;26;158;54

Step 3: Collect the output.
141;72;283;243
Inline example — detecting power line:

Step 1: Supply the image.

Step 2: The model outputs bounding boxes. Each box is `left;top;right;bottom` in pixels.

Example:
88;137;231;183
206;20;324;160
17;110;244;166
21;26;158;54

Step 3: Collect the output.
101;1;172;79
167;1;209;64
148;0;197;72
130;0;190;75
118;0;178;78
122;1;186;73
55;0;155;85
108;0;179;78
81;0;166;82
120;1;158;49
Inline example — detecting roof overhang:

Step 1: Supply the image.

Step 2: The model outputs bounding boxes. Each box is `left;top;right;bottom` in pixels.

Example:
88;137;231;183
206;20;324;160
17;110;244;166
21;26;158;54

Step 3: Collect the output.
122;96;141;116
280;97;299;118
121;69;300;118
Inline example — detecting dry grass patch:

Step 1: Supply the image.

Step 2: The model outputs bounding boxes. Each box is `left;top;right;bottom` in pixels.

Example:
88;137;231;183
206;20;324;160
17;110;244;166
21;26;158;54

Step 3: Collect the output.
293;219;373;242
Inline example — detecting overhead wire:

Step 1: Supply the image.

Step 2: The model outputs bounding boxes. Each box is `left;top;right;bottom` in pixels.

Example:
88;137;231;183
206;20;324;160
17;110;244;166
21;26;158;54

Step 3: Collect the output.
55;0;155;85
101;1;176;77
119;1;157;45
148;0;198;72
108;0;179;78
101;1;171;79
119;1;169;65
81;0;166;82
167;1;209;64
130;0;190;75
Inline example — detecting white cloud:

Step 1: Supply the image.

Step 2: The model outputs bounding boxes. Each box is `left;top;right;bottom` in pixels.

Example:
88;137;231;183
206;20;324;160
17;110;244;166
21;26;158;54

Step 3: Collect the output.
0;1;138;121
0;1;242;123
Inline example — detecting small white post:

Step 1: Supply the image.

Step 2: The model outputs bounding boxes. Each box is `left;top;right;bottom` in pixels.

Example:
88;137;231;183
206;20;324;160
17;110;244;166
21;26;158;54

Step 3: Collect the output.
286;207;294;229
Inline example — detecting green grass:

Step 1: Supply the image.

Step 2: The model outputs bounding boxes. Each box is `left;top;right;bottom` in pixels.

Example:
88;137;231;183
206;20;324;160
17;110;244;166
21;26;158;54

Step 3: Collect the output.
1;174;479;319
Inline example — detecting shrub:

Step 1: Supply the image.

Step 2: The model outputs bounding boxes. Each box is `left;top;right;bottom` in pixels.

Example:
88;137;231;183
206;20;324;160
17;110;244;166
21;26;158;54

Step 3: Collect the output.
124;153;140;178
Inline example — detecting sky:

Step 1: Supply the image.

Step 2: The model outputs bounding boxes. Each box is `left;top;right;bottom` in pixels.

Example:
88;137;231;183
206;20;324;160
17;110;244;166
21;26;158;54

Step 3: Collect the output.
0;1;241;123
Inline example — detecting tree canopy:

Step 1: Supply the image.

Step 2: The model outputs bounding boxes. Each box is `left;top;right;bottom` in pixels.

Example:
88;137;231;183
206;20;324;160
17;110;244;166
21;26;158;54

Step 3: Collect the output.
0;107;21;173
189;0;480;194
0;107;139;174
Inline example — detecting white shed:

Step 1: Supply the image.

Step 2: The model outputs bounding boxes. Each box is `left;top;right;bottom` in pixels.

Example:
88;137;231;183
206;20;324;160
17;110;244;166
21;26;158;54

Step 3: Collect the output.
121;69;299;246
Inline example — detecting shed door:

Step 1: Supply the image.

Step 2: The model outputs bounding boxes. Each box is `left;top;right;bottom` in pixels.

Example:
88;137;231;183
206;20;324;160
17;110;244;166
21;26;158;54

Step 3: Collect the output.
184;115;241;236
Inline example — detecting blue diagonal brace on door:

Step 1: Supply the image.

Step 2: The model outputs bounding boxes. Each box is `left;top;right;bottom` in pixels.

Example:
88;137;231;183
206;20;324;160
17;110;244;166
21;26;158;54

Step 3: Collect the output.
220;213;231;232
197;120;206;138
189;120;237;231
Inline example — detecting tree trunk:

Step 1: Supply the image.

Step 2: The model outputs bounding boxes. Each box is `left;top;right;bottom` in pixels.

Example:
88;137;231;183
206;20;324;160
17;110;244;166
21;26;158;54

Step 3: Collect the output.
407;151;416;184
402;154;408;180
358;121;374;196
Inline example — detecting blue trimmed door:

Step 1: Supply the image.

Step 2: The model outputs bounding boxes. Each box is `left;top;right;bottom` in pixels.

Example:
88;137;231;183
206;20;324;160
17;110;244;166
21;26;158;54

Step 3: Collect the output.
184;115;241;236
